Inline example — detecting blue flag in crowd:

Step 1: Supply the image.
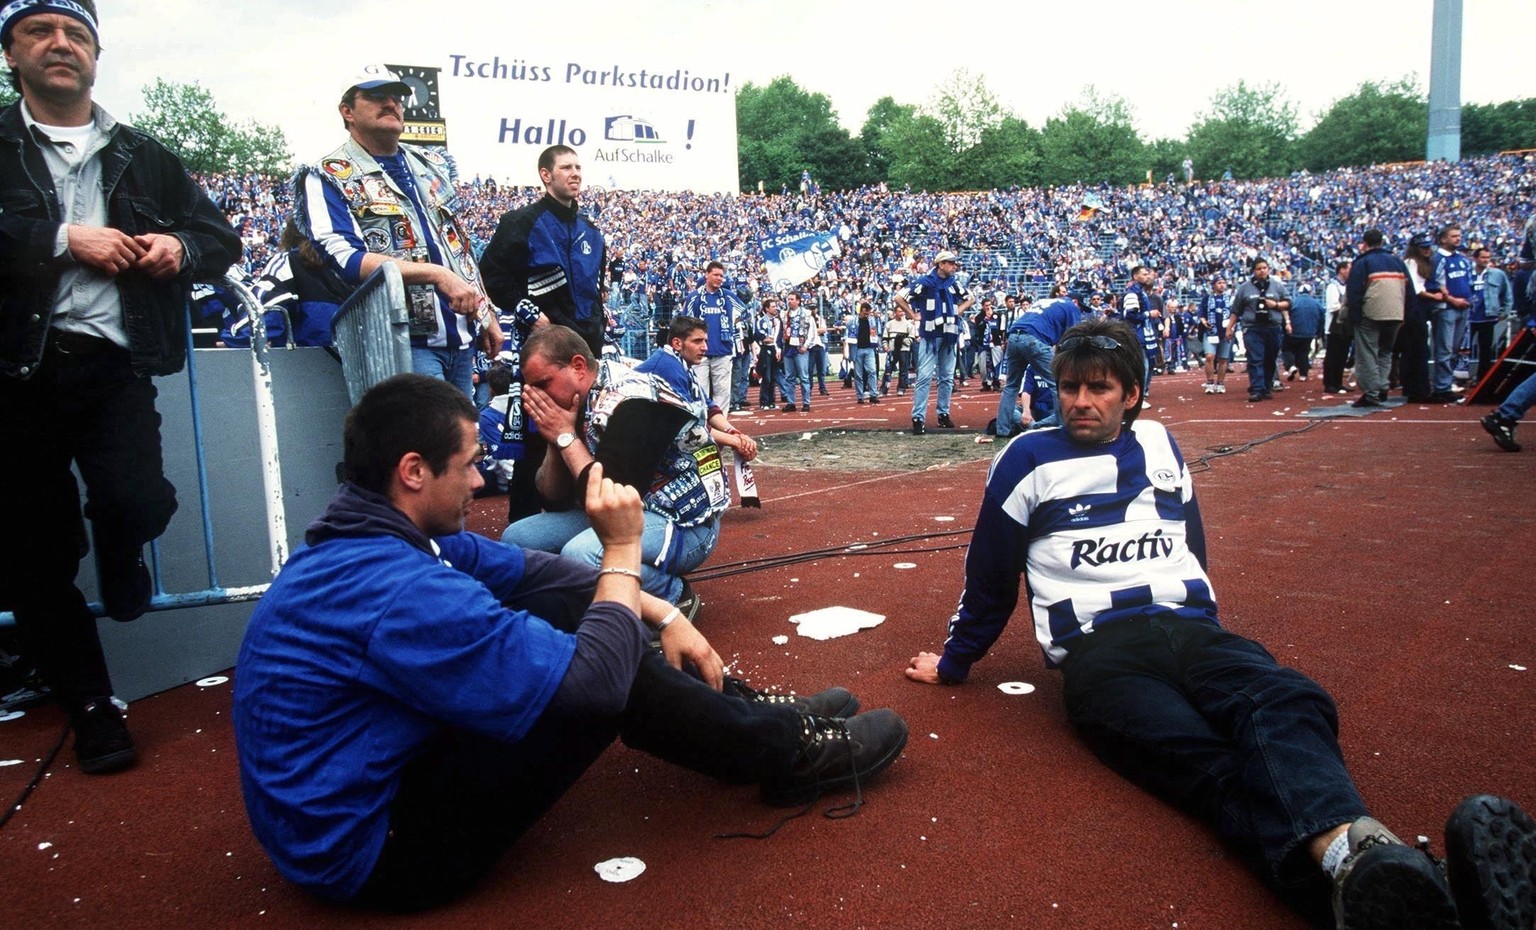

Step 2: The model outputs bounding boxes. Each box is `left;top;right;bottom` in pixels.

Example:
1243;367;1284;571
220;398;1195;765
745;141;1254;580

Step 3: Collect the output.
761;230;841;291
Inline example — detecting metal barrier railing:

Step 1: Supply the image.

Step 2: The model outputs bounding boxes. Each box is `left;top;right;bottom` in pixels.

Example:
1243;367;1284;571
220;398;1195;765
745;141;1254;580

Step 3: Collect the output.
1;269;290;629
330;262;411;405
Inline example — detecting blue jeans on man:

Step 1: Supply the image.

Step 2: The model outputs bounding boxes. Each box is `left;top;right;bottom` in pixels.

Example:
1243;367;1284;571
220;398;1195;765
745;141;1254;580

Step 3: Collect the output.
731;352;752;409
411;346;475;400
853;346;879;400
501;509;719;603
783;346;812;407
911;337;956;424
1062;613;1366;926
1431;305;1468;393
808;344;829;395
1242;326;1281;399
998;331;1057;436
1495;363;1536;422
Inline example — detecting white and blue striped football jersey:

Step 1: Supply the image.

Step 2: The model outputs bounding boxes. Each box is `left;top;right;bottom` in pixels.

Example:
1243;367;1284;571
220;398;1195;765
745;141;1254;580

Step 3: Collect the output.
941;420;1218;677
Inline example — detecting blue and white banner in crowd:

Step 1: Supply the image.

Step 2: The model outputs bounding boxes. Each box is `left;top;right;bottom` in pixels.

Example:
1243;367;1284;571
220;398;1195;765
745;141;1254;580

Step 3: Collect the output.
762;230;841;292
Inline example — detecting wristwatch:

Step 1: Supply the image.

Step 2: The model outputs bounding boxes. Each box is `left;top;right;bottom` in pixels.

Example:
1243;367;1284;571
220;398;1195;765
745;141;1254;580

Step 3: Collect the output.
555;432;577;450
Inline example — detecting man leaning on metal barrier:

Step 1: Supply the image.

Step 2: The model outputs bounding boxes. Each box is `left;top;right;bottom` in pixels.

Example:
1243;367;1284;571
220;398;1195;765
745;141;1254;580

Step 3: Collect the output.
0;0;241;774
293;64;503;399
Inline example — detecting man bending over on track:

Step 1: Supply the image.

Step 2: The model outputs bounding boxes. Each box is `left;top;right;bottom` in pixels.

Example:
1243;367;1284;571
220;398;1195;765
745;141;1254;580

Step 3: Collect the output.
906;317;1535;930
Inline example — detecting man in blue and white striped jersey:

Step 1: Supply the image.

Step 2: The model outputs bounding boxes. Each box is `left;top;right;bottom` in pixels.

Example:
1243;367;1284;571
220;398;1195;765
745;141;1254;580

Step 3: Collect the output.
906;317;1535;930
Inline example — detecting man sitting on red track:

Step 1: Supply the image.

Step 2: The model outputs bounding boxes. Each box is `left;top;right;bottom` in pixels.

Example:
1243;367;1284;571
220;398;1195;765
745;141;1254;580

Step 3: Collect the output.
233;374;907;910
907;318;1536;930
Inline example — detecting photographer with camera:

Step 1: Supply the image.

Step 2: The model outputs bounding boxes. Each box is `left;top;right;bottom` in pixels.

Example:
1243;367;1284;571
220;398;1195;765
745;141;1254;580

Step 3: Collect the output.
1227;258;1292;402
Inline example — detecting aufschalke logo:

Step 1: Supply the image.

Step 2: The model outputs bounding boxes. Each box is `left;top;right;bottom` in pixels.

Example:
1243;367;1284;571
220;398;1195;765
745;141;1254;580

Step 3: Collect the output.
604;115;663;144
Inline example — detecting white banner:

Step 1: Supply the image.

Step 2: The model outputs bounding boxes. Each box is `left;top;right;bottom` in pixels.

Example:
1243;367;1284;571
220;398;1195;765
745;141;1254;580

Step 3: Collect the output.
762;230;842;292
435;46;739;194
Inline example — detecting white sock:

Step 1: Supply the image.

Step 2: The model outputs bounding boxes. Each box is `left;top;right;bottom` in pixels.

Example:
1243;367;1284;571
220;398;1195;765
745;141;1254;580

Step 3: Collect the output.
1321;829;1353;877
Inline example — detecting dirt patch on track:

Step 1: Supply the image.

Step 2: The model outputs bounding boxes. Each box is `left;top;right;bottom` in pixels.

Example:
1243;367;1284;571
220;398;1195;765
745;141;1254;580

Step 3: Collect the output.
751;427;1001;471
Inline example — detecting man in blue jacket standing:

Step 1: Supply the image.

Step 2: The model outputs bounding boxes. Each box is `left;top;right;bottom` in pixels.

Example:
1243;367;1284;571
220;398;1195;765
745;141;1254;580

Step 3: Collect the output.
1284;284;1326;381
479;144;606;520
896;250;972;434
480;144;607;356
1469;246;1514;384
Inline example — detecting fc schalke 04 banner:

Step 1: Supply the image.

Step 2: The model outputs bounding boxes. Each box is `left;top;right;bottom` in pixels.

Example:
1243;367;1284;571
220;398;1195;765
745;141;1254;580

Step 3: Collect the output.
762;230;842;292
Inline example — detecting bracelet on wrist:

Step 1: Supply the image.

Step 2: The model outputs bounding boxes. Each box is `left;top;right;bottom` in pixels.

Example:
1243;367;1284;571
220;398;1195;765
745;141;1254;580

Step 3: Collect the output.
655;607;682;632
598;567;642;581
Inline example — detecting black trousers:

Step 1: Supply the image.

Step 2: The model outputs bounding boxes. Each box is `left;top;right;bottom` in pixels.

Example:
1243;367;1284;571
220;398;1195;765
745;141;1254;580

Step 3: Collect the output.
352;596;802;912
757;345;780;406
0;342;177;714
1281;335;1315;377
1322;323;1353;392
1469;320;1498;383
1393;301;1433;399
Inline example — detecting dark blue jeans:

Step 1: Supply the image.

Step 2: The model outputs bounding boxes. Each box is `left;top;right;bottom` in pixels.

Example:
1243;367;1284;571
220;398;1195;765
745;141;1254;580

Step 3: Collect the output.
1061;615;1365;925
354;596;801;911
1243;325;1281;397
998;331;1057;435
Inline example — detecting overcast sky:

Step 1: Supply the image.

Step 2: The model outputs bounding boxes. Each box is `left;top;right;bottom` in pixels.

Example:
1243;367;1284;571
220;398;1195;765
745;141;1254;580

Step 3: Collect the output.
86;0;1536;178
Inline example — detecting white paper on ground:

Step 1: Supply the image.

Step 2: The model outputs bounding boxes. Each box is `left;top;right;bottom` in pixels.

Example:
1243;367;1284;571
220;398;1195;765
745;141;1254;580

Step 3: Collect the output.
594;857;646;882
790;606;886;641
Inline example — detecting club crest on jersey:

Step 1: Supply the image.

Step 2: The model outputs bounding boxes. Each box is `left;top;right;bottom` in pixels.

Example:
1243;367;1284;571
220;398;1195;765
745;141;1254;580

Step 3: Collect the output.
363;228;389;252
1150;468;1179;492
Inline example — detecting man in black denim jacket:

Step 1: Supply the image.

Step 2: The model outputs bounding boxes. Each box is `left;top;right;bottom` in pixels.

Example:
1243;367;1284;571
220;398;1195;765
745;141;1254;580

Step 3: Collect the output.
0;0;240;775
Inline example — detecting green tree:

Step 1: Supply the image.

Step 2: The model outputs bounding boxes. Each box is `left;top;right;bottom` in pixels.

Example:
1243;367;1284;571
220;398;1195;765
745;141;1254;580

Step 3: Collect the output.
736;75;866;192
927;68;1006;151
961;117;1042;190
1295;78;1425;171
869;77;1042;191
881;112;956;191
1146;137;1190;183
857;96;915;183
131;78;290;174
1462;98;1536;156
1184;80;1298;180
0;79;17;109
1038;87;1145;186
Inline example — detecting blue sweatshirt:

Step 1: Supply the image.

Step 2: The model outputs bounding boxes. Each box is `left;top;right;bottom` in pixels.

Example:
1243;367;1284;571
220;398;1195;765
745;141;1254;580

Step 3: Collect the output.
233;482;644;901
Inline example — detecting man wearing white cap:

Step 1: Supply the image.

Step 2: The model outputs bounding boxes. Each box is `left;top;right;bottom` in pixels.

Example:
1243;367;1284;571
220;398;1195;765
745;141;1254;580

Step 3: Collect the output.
894;250;972;434
0;0;241;773
294;64;501;398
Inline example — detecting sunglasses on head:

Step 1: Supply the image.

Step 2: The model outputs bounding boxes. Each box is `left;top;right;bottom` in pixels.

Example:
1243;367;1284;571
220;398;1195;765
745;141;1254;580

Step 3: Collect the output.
1057;335;1121;351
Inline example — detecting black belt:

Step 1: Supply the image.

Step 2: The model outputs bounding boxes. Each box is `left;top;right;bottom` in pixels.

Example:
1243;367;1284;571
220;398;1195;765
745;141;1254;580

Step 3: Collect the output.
48;330;122;355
